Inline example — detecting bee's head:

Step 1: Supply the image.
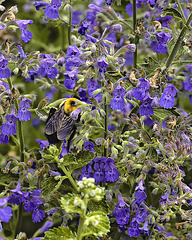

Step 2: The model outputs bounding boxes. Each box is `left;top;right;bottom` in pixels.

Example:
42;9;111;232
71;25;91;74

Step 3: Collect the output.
64;98;82;115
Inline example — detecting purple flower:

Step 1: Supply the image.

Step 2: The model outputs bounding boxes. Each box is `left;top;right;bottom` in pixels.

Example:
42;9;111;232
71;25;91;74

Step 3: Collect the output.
160;93;175;108
36;139;50;151
15;20;33;42
0;206;13;223
111;85;126;110
139;96;154;116
66;45;82;57
72;11;82;25
87;78;102;102
8;181;23;205
39;220;54;233
147;0;157;7
78;20;89;35
44;0;61;19
156;16;173;28
80;162;93;179
64;69;78;90
132;78;150;100
128;218;141;237
17;98;32;121
0;133;9;144
135;207;148;223
32;208;46;223
134;190;147;205
105;158;120;182
86;10;96;24
17;45;26;58
92;157;106;183
113;195;130;233
135;180;146;191
0;55;11;79
139;220;150;235
84;141;95;153
38;57;58;79
34;1;49;10
97;55;109;73
163;85;177;96
25;69;38;82
160;191;169;203
150;32;171;54
1;114;18;136
125;3;133;17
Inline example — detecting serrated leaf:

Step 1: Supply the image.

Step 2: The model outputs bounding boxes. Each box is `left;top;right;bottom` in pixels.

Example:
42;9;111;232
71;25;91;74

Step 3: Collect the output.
43;226;75;240
82;211;110;238
60;151;94;171
42;176;66;198
151;108;174;122
41;145;60;162
167;38;189;60
162;7;183;21
88;199;109;215
139;57;159;74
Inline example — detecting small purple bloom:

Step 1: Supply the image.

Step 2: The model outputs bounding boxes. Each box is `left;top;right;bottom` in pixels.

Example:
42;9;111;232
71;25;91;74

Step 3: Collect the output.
111;85;126;110
17;98;32;121
1;114;18;136
0;133;9;144
150;32;171;54
97;55;108;73
159;93;175;109
139;96;154;116
0;206;13;223
133;78;150;100
25;69;38;82
84;141;95;153
15;20;33;43
39;220;54;233
135;207;148;223
32;208;46;223
0;55;11;79
128;218;141;237
78;20;89;35
36;139;50;151
44;0;61;20
134;190;147;205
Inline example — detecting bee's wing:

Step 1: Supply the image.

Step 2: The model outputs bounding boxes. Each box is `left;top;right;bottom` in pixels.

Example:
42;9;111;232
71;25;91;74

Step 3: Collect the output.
45;107;65;135
57;115;75;141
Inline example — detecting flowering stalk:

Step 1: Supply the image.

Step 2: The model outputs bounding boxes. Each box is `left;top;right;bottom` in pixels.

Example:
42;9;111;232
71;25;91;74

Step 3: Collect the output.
7;77;25;162
104;95;108;158
68;1;72;46
133;0;137;68
163;12;192;73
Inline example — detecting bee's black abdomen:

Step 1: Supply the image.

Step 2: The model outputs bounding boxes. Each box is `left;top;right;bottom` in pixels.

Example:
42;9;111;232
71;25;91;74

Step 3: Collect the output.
45;132;60;144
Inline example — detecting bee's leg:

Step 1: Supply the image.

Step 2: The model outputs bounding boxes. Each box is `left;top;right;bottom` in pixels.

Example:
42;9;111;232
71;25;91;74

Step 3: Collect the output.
67;125;77;152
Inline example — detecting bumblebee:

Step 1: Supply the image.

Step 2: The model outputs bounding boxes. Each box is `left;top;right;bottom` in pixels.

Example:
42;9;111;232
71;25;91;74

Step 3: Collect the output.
45;98;82;149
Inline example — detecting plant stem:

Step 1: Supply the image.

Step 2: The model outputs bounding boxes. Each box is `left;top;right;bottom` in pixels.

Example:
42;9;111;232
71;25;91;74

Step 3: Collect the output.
163;12;192;74
77;199;87;240
104;95;108;158
68;1;72;46
177;0;187;23
133;0;137;68
7;78;25;162
60;165;78;192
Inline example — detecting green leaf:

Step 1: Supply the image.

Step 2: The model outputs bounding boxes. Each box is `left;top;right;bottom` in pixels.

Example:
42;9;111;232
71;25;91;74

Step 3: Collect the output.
88;199;110;215
81;211;110;238
60;151;94;171
42;176;66;198
162;7;183;21
41;145;60;162
43;226;75;240
167;38;189;60
139;57;159;74
151;108;178;122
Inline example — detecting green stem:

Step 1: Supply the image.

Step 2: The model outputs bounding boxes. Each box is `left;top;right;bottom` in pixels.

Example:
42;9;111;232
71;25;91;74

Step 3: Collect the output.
68;1;72;46
163;12;192;73
77;199;87;240
7;78;25;162
104;95;108;158
60;165;78;192
177;0;187;23
133;0;137;68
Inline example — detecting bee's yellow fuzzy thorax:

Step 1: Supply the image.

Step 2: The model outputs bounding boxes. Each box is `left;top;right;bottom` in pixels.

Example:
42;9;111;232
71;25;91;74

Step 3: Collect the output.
64;98;81;115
